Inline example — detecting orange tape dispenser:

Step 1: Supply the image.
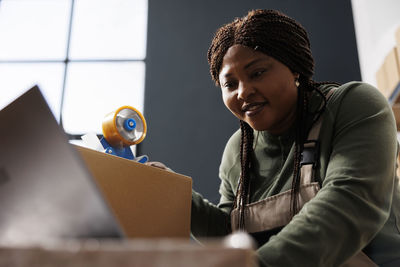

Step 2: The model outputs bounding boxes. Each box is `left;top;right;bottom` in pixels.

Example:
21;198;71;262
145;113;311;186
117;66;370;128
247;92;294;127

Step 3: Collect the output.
100;106;148;163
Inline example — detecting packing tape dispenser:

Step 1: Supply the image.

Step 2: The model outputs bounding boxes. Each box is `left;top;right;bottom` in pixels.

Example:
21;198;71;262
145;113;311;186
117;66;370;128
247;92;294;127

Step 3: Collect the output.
81;106;149;163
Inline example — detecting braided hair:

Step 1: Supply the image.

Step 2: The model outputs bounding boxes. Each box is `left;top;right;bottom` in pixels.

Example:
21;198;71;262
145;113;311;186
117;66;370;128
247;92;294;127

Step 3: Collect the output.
207;9;331;230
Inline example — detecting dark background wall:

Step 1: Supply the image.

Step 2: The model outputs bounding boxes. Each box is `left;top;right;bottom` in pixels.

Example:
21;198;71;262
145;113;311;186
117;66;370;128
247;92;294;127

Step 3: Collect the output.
139;0;361;203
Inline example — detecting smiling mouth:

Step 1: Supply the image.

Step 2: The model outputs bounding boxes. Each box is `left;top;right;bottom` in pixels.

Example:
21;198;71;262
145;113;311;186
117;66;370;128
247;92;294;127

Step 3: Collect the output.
242;102;266;116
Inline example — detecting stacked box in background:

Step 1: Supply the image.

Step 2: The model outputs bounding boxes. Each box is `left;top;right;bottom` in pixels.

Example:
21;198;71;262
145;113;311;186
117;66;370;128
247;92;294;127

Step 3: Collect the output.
376;27;400;99
376;27;400;130
376;47;400;99
397;27;400;62
394;28;400;131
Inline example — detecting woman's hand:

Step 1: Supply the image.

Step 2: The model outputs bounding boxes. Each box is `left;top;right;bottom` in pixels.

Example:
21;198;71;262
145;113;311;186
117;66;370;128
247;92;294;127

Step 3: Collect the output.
144;161;174;172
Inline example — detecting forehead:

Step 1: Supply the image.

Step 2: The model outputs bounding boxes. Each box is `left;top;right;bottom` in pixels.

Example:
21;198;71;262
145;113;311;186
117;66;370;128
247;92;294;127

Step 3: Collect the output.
223;45;262;64
219;45;272;79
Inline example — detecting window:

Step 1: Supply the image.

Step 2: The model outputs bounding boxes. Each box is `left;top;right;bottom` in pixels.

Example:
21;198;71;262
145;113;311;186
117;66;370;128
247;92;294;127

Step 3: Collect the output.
0;0;148;136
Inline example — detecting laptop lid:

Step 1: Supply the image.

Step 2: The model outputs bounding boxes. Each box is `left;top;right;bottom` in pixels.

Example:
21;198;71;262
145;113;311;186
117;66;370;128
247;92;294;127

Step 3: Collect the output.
0;85;124;244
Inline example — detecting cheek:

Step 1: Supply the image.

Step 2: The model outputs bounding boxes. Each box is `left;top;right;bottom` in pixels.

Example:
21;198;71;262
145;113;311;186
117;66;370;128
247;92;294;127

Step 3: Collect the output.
276;81;298;106
221;90;231;107
222;91;240;114
222;93;241;118
287;86;299;106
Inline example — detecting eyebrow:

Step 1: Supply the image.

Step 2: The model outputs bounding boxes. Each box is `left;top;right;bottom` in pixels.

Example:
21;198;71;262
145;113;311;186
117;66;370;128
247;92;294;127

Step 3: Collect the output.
244;58;268;70
221;57;270;79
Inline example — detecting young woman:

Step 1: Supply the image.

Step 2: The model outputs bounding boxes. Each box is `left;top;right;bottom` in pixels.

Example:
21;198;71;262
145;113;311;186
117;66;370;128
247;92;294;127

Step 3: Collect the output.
189;9;400;267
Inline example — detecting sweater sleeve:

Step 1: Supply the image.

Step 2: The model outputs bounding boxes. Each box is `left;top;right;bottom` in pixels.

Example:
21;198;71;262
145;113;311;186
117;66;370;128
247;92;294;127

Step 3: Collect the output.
190;189;231;237
258;83;398;267
190;130;241;238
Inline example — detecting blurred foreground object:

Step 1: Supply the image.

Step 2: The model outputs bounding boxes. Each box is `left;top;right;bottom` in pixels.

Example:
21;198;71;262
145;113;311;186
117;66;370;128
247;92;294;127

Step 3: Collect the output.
223;231;257;250
0;239;257;267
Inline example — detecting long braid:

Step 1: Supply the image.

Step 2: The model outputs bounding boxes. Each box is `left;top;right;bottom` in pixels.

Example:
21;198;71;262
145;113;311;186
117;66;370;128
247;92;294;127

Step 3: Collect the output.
290;78;311;216
291;83;304;215
291;79;339;216
233;120;254;230
310;81;340;124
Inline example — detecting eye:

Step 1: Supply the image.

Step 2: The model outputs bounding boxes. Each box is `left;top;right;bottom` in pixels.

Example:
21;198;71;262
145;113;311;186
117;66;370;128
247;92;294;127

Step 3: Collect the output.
222;81;237;90
250;69;266;79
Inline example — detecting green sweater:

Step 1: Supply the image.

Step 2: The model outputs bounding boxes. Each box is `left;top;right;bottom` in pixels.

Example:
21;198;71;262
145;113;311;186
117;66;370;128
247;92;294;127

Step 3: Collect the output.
191;82;400;266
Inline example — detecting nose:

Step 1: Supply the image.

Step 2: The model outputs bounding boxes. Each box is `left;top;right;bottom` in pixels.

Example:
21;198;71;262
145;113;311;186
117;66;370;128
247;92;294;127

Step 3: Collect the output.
237;81;255;101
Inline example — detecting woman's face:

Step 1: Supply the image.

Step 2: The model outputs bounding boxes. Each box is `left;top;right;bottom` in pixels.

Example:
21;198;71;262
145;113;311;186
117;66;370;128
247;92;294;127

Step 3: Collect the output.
218;44;298;134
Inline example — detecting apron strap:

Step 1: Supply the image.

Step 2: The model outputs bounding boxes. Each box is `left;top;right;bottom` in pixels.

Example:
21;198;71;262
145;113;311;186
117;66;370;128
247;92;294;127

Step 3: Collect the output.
300;87;337;184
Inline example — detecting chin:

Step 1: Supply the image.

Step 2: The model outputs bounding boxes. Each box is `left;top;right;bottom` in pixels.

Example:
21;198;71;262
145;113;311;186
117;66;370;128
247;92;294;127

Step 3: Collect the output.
246;121;267;131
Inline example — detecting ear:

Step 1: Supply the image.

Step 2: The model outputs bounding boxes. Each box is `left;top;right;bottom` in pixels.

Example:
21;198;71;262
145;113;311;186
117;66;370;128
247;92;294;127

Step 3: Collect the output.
293;73;300;88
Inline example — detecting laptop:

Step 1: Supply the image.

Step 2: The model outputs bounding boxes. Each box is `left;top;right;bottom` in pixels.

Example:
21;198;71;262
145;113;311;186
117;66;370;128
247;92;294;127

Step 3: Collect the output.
0;85;124;244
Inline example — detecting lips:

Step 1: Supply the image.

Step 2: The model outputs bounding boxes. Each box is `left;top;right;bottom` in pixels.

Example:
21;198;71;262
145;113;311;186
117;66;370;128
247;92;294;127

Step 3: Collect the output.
242;102;266;116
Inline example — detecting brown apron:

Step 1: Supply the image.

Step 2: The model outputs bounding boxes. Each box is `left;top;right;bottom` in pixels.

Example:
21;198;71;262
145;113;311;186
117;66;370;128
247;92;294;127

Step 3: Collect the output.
231;88;377;267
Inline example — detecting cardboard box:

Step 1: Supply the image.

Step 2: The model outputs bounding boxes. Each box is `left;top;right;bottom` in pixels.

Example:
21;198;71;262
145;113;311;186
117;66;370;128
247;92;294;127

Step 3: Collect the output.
376;65;388;97
74;145;192;239
397;45;400;84
376;47;400;99
383;47;400;96
0;239;257;267
396;26;400;47
392;104;400;131
395;26;400;89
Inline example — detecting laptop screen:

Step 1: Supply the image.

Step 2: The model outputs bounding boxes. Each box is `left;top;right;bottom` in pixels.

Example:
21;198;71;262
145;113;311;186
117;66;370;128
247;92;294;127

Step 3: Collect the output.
0;86;124;244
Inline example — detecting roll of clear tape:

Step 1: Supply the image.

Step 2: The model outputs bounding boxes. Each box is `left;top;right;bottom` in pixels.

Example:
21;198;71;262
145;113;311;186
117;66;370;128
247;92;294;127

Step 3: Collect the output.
102;106;147;148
